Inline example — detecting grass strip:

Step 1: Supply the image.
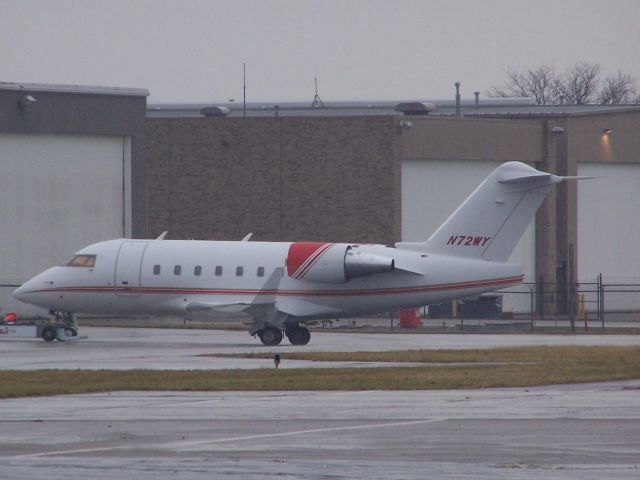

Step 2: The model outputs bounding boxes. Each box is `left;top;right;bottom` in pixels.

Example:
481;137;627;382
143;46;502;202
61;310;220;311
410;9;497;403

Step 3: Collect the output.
1;346;639;398
210;345;640;363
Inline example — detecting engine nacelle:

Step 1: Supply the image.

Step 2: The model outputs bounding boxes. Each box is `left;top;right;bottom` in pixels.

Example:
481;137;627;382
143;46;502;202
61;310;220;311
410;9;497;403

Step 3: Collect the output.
286;242;394;283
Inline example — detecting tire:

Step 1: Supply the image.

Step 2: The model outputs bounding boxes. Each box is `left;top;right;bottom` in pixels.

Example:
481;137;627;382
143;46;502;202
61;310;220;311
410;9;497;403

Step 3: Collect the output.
258;327;283;346
41;326;57;342
286;327;311;346
65;327;78;337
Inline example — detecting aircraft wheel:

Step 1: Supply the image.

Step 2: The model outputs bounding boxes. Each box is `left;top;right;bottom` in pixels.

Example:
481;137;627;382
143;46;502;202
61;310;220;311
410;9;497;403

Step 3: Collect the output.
65;327;78;337
258;327;283;346
286;326;311;346
41;326;56;342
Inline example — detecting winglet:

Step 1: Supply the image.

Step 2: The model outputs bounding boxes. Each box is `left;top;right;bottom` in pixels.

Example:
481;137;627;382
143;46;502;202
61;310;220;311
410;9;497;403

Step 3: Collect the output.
241;233;253;242
155;231;168;240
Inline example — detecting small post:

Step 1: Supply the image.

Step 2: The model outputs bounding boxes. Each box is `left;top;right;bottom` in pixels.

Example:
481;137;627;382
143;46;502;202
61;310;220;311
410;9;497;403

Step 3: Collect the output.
536;274;545;320
584;309;589;332
274;353;281;368
389;312;394;331
598;273;604;329
529;284;535;332
568;243;576;332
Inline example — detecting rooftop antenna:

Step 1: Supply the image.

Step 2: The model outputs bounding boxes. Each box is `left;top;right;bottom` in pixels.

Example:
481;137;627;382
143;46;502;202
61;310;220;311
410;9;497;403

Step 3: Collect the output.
311;77;325;109
243;62;246;118
455;82;462;117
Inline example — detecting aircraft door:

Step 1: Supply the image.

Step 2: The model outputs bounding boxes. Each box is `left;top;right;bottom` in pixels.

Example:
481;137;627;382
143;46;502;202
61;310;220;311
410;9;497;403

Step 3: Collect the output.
114;241;148;296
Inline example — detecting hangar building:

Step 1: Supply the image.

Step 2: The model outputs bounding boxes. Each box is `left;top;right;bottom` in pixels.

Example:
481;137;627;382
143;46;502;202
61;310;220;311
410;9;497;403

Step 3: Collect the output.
3;81;639;317
146;100;640;315
0;83;148;316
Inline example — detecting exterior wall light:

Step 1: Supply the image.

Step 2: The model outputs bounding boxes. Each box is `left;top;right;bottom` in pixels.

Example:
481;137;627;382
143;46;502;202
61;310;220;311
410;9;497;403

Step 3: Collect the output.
603;129;612;135
17;94;37;109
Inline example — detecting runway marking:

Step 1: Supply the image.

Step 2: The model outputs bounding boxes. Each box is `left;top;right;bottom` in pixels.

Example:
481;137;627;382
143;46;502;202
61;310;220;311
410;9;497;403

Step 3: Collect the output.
175;418;448;448
20;418;447;457
21;445;131;458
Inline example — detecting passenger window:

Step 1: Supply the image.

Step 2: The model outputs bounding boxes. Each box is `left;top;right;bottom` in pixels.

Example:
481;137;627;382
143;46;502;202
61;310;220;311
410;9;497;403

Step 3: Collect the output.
153;265;161;275
236;266;244;276
257;266;265;277
194;266;202;276
174;265;182;275
215;266;223;276
66;255;96;268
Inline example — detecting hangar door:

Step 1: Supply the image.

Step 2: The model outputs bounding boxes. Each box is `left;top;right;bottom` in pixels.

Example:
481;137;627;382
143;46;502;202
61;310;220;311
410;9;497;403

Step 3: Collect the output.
401;159;535;313
0;133;132;316
578;162;640;311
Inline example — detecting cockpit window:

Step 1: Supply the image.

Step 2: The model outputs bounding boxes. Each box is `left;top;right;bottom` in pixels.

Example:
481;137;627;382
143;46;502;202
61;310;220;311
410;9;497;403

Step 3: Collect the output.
66;254;96;267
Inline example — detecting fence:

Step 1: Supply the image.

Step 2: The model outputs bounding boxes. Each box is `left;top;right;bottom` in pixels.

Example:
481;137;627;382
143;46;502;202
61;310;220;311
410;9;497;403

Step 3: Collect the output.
501;274;640;329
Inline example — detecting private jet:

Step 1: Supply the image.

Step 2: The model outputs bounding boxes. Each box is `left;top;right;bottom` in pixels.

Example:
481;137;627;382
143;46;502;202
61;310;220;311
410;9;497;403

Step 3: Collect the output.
13;162;584;345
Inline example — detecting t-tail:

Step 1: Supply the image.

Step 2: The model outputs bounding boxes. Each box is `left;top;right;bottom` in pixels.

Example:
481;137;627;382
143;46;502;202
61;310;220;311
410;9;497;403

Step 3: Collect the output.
396;162;590;262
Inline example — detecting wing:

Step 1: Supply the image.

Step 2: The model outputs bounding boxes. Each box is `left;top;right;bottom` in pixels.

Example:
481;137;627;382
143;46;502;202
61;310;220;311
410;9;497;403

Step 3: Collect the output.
185;301;251;313
186;267;285;315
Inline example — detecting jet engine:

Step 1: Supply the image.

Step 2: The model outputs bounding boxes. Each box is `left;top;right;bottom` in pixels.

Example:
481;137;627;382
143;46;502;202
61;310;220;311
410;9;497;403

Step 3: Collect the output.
286;242;394;283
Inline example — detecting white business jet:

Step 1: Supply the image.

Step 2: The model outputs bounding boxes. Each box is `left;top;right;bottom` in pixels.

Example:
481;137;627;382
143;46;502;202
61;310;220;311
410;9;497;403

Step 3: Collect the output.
13;162;583;345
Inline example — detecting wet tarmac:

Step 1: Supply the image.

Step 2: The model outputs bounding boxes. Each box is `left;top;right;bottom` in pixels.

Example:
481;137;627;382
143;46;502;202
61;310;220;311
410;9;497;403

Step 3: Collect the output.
1;327;639;478
2;326;640;370
1;381;639;479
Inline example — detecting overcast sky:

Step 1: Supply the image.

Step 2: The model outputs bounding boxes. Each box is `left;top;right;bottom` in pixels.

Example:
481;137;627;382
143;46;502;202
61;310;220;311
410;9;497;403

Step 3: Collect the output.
2;0;639;103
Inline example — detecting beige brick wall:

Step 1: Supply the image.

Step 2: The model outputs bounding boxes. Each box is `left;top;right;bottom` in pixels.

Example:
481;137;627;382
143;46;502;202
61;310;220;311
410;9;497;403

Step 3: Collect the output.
401;116;544;162
567;111;640;164
146;115;402;244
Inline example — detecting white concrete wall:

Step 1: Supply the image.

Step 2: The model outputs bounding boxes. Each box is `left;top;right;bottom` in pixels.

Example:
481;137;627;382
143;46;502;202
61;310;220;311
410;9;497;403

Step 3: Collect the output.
578;162;640;311
401;159;535;314
0;133;129;317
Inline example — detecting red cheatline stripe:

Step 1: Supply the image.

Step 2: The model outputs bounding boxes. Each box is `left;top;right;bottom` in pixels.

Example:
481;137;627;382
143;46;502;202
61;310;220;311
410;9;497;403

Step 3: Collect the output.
25;275;523;298
293;243;334;279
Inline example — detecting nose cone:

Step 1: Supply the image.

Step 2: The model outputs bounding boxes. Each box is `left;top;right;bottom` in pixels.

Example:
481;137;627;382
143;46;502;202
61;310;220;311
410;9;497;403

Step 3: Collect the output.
12;282;33;303
12;272;51;306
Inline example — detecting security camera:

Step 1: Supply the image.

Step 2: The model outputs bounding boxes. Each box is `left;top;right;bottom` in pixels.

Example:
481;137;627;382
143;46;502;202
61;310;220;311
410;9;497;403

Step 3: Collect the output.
399;121;413;129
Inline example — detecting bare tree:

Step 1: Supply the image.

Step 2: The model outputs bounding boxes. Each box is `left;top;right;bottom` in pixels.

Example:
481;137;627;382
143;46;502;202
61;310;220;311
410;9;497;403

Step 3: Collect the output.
488;62;640;105
598;71;640;104
487;64;558;105
555;62;601;105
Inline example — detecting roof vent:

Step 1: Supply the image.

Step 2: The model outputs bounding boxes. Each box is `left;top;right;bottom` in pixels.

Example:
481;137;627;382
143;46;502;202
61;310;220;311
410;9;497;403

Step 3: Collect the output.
394;102;437;115
200;106;231;117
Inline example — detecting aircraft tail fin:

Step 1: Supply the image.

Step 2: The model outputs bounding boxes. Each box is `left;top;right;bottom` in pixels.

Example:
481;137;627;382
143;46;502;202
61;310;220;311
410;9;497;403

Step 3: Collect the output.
396;162;590;262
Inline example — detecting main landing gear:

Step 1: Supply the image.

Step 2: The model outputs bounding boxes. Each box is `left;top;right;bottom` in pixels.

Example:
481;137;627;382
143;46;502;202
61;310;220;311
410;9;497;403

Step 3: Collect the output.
257;326;283;346
255;325;311;346
285;326;311;345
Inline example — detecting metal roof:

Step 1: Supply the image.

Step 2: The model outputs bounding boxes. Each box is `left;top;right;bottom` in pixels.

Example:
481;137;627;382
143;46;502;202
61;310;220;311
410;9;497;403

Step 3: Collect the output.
147;98;640;119
0;81;149;97
456;104;640;118
146;98;530;118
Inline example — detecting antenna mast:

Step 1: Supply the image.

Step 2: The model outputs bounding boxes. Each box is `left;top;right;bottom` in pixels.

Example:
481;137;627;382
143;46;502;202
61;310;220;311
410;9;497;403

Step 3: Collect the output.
311;77;325;109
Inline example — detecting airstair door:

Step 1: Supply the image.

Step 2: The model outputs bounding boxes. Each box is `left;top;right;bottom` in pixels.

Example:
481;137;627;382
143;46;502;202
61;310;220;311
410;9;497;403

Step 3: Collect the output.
114;241;148;296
